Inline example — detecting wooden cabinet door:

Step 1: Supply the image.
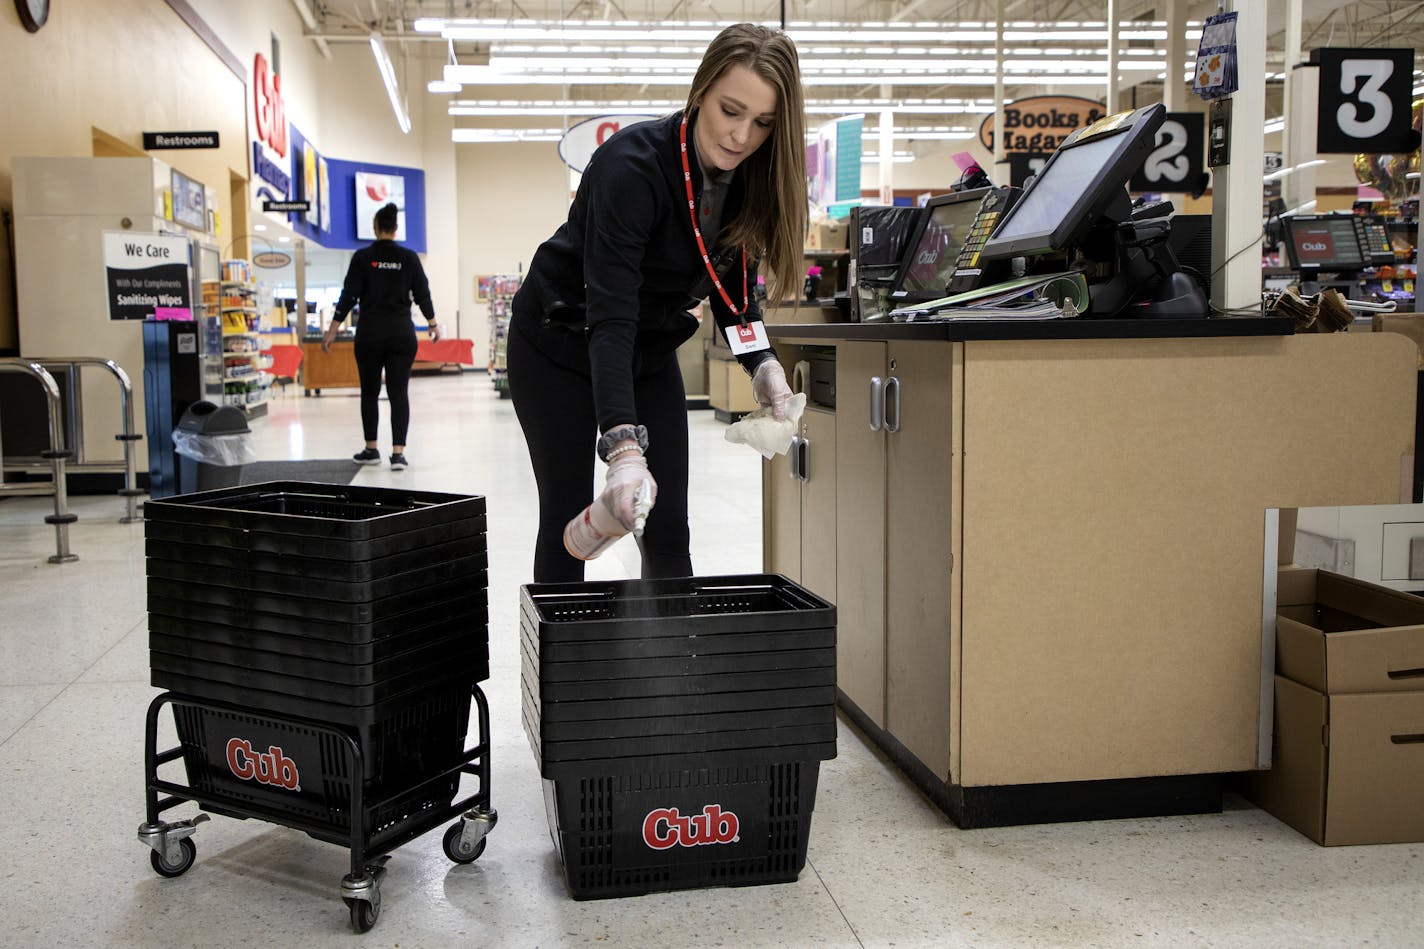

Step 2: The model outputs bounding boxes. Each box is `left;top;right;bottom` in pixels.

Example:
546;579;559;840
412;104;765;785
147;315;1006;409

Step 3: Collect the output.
799;406;837;604
884;342;957;781
835;341;888;726
762;449;801;582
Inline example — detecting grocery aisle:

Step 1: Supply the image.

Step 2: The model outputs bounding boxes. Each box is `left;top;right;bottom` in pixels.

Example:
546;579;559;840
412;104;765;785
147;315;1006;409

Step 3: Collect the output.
0;372;1420;947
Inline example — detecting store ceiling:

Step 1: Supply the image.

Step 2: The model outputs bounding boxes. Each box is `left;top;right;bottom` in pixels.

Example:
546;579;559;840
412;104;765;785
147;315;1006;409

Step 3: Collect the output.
300;0;1424;142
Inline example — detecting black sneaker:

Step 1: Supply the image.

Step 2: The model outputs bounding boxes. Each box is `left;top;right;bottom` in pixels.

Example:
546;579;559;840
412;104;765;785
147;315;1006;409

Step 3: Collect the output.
353;448;381;465
389;453;408;471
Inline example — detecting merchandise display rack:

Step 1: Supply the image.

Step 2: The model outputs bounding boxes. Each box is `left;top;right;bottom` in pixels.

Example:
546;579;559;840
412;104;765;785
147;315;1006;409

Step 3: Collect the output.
486;274;521;399
218;259;272;418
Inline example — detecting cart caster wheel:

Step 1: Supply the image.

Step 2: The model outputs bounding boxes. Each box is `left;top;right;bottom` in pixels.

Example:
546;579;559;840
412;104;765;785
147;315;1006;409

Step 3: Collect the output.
149;837;196;878
443;822;487;864
343;895;378;933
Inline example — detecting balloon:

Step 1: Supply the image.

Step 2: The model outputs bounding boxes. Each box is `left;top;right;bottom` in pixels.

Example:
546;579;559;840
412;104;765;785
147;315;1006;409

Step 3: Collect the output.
1353;99;1422;203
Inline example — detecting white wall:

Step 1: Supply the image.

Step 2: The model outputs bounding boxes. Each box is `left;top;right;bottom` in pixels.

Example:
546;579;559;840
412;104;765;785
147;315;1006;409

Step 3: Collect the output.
454;142;572;353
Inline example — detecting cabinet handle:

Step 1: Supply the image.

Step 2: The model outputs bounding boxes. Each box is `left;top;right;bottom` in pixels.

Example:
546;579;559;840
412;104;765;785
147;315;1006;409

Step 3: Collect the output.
869;376;884;431
798;437;810;482
789;435;802;480
884;376;902;433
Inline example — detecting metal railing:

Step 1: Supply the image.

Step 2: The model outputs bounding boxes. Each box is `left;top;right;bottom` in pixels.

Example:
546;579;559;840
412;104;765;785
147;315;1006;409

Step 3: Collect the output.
0;360;77;563
39;357;143;523
0;356;144;562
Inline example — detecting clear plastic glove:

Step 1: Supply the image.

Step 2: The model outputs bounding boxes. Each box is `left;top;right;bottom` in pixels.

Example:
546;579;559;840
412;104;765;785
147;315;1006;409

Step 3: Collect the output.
751;359;793;421
725;392;807;459
600;451;658;533
427;321;442;341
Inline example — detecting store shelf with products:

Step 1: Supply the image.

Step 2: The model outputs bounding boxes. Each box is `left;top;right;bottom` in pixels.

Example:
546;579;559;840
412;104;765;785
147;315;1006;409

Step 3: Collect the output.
218;260;272;418
485;274;522;400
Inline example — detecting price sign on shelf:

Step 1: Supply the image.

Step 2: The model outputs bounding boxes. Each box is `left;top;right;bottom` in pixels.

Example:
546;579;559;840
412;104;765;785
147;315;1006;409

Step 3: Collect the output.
1316;47;1416;154
1129;112;1205;193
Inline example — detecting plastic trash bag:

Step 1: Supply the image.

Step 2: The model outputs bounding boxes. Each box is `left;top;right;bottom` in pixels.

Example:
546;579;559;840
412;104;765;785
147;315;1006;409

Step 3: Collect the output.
171;428;257;467
723;392;807;459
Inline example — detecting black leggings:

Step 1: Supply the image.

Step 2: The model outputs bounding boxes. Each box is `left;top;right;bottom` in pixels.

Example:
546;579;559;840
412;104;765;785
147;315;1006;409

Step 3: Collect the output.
507;323;691;583
353;334;417;445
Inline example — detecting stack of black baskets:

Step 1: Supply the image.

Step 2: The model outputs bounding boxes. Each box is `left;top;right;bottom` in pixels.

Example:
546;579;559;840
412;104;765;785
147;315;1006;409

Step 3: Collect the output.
138;481;495;933
520;573;836;900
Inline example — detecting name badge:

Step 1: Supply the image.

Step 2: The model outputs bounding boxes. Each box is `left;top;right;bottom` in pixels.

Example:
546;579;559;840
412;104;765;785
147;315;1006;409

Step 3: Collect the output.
724;321;771;356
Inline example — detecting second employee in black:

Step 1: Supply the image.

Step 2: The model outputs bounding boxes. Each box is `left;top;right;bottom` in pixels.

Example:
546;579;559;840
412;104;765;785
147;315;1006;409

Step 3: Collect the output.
323;202;439;470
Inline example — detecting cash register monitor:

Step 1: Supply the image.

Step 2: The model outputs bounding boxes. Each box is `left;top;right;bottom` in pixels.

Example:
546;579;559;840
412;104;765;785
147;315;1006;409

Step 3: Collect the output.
1282;216;1365;270
889;188;989;301
979;103;1166;261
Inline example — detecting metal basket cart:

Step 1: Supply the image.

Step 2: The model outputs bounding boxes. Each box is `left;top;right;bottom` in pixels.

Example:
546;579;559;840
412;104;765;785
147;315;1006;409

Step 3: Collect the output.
136;481;496;933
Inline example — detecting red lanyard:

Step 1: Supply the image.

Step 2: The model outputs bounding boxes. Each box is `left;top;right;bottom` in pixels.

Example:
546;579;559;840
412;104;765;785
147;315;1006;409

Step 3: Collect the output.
680;114;749;322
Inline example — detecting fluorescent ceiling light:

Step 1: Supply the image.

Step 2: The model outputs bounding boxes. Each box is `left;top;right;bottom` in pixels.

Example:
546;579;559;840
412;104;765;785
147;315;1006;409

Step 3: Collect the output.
1262;116;1285;135
861;152;916;163
253;224;267;231
370;32;412;134
452;128;564;142
447;97;995;117
435;19;1181;44
428;79;462;94
445;64;1125;86
413;18;445;32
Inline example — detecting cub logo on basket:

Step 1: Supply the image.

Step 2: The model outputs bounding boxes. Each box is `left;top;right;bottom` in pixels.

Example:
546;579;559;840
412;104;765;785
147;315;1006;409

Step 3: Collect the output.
641;804;739;850
226;738;301;791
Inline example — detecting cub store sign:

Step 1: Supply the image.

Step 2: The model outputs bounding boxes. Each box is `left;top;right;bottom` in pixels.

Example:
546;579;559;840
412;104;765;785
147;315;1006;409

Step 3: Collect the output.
558;114;656;173
978;95;1106;155
251;51;291;198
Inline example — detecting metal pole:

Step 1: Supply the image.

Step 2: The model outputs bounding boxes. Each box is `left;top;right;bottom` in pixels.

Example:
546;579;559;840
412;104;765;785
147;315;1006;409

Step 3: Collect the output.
44;371;77;563
993;0;1007;184
102;358;143;523
1106;0;1121;113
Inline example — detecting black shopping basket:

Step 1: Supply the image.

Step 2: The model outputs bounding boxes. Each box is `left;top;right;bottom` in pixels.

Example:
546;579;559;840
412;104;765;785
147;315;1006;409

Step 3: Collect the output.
520;573;836;900
137;482;497;934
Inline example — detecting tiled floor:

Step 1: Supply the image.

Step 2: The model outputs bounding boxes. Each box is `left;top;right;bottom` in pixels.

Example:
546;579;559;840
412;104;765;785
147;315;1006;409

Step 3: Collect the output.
1;371;1421;947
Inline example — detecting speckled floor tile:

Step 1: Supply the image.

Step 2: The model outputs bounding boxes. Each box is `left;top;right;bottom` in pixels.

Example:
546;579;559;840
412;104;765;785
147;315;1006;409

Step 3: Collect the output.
1;373;1421;947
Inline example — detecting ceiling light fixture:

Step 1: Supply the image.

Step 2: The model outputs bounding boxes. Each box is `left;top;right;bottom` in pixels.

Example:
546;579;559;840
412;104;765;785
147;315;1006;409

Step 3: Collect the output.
370;31;412;134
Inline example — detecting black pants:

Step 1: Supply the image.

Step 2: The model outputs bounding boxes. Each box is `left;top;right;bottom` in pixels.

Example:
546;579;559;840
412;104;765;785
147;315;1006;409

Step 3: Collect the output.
353;334;417;445
507;322;691;583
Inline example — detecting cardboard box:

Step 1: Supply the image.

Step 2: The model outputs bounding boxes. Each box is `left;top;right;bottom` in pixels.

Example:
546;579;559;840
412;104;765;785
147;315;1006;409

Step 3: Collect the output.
1242;675;1424;845
805;222;845;252
707;351;757;414
1275;568;1424;694
763;302;836;326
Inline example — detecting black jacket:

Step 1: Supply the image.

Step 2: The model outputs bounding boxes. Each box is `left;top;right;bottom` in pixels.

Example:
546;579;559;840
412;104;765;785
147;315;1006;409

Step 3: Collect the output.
512;110;777;431
333;240;434;340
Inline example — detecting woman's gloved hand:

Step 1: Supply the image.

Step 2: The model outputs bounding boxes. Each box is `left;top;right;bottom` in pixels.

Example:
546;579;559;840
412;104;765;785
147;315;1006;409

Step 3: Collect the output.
600;450;658;533
751;359;793;421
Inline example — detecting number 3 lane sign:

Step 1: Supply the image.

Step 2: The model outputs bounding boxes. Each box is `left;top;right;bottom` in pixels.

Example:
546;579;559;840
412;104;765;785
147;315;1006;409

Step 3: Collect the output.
1316;47;1416;154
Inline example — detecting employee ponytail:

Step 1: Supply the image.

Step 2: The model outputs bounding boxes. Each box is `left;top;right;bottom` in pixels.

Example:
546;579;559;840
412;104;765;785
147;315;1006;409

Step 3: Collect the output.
687;23;807;306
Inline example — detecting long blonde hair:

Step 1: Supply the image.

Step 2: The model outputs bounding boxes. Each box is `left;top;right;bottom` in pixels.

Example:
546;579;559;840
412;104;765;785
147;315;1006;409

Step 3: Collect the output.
686;23;807;305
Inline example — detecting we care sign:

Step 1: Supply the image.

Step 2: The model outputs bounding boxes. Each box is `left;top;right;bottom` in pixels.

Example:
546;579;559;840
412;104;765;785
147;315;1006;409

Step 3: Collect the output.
103;232;193;321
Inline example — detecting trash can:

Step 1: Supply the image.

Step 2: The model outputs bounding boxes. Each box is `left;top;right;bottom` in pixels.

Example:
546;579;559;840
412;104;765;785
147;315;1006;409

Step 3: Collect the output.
172;401;254;493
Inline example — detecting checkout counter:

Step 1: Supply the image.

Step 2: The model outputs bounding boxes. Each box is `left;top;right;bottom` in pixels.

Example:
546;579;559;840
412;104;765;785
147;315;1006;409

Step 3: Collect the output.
298;331;476;395
764;319;1416;827
760;104;1418;827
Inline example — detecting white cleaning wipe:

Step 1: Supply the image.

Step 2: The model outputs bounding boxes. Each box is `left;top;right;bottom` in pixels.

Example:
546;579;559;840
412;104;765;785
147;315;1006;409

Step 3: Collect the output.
723;392;807;459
